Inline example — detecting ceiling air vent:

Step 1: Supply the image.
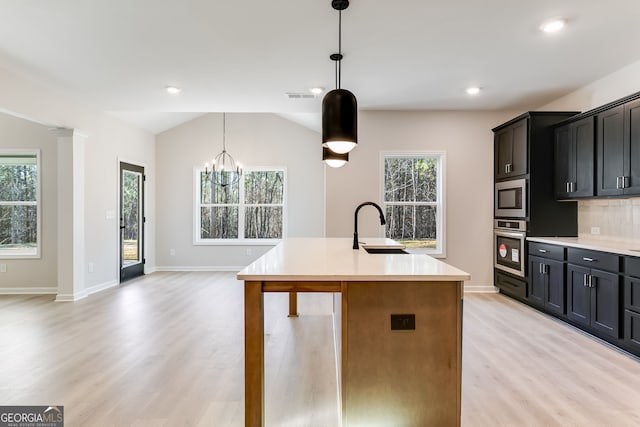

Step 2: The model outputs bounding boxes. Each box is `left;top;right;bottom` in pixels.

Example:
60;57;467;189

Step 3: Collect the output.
285;92;317;99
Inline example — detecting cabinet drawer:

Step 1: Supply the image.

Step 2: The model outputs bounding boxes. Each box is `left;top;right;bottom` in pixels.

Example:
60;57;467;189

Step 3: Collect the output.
624;256;640;278
625;277;640;312
567;248;619;272
624;309;640;354
495;270;526;300
529;242;564;261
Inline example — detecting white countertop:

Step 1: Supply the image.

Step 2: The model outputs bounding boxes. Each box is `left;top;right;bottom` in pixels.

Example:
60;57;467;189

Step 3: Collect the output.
237;238;471;281
527;236;640;257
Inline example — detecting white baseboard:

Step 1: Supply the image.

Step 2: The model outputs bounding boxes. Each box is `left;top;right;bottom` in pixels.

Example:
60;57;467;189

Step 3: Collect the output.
154;266;244;272
86;280;118;296
144;266;157;274
0;286;57;295
464;284;498;293
55;290;88;302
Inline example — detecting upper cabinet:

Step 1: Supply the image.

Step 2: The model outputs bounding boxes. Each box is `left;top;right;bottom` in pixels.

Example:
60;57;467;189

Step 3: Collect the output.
554;116;594;199
495;118;528;180
596;96;640;197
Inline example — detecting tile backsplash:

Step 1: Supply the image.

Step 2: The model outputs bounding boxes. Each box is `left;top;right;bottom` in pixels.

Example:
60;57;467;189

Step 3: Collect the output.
578;198;640;242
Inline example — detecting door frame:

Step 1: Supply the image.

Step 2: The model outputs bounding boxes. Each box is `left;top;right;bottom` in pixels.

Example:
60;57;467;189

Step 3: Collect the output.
118;159;146;283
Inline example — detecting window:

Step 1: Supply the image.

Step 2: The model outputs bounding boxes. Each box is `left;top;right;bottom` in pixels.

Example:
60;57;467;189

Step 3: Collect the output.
0;150;40;258
194;168;286;244
382;153;445;256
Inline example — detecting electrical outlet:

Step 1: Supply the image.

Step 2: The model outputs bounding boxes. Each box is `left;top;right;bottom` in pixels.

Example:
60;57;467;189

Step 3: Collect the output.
390;314;415;330
591;226;601;235
88;262;94;273
0;264;6;273
169;248;175;256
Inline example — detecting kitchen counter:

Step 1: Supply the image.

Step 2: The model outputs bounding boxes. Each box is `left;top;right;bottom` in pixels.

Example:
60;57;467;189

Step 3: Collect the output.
527;236;640;257
237;237;470;282
237;237;470;426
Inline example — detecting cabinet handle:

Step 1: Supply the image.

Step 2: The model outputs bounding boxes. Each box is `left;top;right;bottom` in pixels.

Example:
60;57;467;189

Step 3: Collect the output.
583;274;588;287
566;182;570;193
538;249;547;253
505;164;509;174
543;264;548;274
623;176;630;189
571;182;576;192
582;257;594;262
539;264;542;274
588;274;594;288
616;176;622;189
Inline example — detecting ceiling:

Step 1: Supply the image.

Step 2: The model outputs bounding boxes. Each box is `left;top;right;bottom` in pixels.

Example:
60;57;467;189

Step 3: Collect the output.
0;0;639;134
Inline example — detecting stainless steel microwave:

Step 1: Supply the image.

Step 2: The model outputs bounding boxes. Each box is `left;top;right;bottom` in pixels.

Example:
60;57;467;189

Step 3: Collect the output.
495;178;526;218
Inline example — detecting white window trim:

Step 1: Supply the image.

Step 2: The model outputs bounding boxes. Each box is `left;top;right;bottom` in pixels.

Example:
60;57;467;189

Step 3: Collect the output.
193;166;287;246
0;149;41;259
380;151;446;258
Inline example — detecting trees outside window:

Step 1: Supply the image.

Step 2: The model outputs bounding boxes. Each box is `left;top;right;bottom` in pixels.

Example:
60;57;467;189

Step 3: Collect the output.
195;168;285;244
383;153;445;256
0;151;40;258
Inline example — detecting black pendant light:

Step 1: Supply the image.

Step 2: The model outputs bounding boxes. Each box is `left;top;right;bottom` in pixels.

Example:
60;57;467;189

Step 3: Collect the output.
322;0;357;155
322;146;349;168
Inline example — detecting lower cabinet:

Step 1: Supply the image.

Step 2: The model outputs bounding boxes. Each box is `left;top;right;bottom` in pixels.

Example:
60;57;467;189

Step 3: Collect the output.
566;264;620;339
528;255;564;315
623;269;640;352
625;310;640;353
495;270;526;300
501;242;637;355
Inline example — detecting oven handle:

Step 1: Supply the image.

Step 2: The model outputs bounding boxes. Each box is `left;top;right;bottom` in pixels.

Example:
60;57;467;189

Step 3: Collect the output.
494;230;526;239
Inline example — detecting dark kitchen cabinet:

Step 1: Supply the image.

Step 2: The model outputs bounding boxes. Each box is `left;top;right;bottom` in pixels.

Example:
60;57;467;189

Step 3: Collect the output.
495;118;527;180
596;98;640;196
566;248;620;339
529;255;564;314
554;116;594;199
623;257;640;353
493;111;578;236
596;105;625;196
495;270;527;301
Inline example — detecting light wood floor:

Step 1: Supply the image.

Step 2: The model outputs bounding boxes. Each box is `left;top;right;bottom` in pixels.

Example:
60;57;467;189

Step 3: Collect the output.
1;272;639;426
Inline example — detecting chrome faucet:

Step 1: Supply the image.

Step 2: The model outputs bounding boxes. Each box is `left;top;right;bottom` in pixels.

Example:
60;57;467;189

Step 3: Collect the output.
353;202;386;249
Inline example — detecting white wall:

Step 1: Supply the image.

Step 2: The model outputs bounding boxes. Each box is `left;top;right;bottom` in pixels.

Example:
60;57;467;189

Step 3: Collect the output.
539;59;640;111
155;113;324;269
0;65;155;296
539;58;640;243
0;113;58;291
325;110;519;287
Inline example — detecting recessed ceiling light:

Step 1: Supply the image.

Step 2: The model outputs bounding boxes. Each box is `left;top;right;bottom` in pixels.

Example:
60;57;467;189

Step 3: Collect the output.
466;87;481;95
165;86;181;94
540;18;566;33
310;87;324;95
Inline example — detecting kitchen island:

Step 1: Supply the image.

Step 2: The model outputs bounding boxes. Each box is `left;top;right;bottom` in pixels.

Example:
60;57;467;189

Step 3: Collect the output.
237;237;470;426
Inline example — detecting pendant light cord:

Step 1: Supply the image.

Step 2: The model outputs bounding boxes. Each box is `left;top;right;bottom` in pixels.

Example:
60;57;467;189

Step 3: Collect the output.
222;112;227;152
338;10;342;89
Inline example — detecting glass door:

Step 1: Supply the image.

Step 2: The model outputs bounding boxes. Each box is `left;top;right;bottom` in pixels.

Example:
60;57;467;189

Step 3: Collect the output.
120;162;144;282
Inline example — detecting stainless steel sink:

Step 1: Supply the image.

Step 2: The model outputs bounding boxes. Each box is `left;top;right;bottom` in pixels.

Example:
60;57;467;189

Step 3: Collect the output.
364;247;409;254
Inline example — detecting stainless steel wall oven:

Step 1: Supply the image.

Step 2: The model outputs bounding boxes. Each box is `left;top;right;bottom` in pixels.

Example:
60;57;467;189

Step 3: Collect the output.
494;220;526;277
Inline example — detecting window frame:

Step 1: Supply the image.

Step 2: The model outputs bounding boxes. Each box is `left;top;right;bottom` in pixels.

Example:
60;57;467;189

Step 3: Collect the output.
193;166;287;245
380;151;446;258
0;149;41;259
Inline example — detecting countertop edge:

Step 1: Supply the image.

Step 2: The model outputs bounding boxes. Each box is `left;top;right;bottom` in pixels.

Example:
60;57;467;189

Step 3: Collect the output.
236;274;471;282
527;236;640;257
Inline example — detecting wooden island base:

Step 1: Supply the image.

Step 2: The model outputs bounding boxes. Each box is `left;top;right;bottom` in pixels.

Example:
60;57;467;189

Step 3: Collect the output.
238;238;469;427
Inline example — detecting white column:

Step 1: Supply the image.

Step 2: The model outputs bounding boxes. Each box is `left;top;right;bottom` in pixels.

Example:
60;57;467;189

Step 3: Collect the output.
53;128;87;301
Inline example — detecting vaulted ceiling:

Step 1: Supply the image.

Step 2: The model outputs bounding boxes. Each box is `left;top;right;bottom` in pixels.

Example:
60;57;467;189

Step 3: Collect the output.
1;0;639;133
